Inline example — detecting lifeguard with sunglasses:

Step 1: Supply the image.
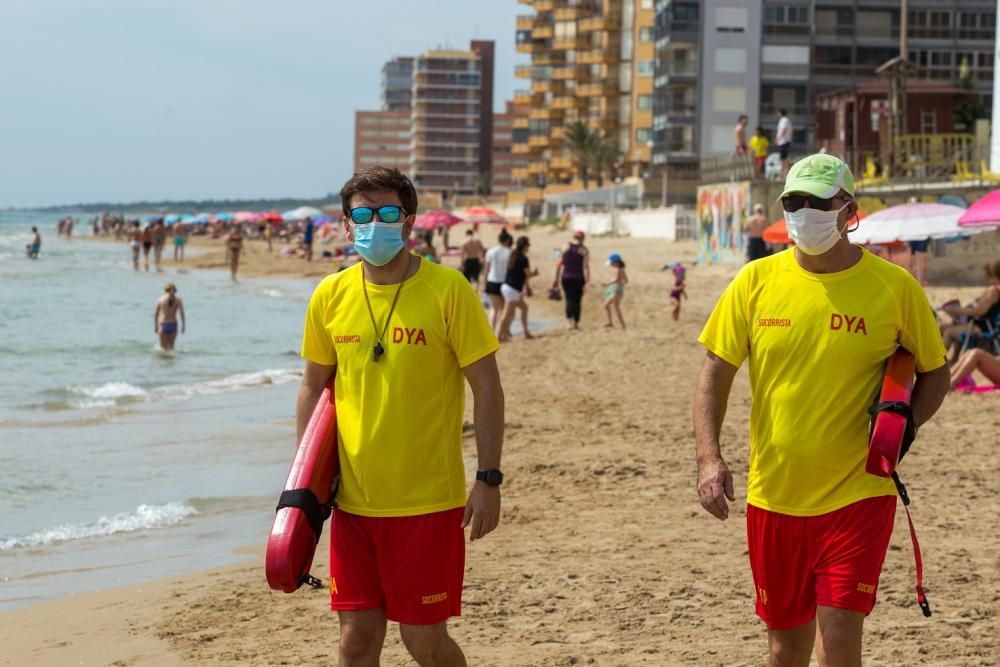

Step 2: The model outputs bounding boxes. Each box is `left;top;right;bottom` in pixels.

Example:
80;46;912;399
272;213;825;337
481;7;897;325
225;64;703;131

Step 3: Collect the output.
297;166;504;665
693;154;950;665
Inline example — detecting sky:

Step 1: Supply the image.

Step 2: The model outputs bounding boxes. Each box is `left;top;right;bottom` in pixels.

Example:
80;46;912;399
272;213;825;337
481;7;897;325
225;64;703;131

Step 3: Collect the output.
0;1;524;208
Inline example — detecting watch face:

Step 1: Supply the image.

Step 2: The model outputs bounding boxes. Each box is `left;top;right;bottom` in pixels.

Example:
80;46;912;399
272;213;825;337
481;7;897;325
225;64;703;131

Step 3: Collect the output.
485;470;503;486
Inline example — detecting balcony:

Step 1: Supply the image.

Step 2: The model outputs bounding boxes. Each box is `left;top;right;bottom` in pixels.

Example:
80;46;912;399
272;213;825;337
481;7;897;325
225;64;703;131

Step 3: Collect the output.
760;103;810;118
534;0;555;10
813;63;855;78
553;36;589;51
512;143;531;155
527;160;547;173
552;65;584;80
533;24;554;39
579;80;618;96
515;65;533;79
514;89;540;105
516;41;544;54
553;6;582;20
760;62;809;81
552;95;585;110
550;156;574;170
579;14;621;32
578;49;619;65
550;126;566;141
513;117;530;129
531;79;553;93
511;167;529;180
516;14;534;30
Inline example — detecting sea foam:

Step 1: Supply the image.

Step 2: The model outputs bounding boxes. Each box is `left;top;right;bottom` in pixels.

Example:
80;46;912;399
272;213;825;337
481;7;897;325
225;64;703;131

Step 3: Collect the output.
0;502;196;551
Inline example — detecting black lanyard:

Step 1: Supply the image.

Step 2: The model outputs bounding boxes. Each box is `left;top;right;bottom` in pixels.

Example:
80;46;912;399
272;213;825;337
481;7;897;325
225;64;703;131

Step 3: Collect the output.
361;260;409;362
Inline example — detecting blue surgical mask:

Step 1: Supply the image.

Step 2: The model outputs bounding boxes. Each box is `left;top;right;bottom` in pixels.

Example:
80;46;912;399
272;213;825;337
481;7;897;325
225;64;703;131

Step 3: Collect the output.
353;222;404;266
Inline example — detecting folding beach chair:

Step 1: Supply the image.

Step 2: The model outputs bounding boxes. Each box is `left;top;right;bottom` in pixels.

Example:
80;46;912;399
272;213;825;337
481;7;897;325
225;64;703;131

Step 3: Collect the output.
958;309;1000;356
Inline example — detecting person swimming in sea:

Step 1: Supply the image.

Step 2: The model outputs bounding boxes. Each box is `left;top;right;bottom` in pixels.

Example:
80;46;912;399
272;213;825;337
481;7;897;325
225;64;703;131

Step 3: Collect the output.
154;283;186;351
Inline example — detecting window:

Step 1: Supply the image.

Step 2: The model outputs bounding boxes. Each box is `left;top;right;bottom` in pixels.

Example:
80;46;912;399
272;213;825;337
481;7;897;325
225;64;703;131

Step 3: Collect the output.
716;7;748;33
638;95;654;109
638;60;655;76
712;85;746;113
640;27;654;42
715;48;747;73
641;0;653;8
636;128;653;143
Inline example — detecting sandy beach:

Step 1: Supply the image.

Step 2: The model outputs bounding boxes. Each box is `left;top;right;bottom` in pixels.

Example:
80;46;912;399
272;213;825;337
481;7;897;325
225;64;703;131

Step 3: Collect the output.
4;226;1000;666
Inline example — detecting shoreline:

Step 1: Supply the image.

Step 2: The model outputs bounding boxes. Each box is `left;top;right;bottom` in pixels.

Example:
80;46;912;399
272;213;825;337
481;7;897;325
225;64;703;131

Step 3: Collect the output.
5;229;1000;664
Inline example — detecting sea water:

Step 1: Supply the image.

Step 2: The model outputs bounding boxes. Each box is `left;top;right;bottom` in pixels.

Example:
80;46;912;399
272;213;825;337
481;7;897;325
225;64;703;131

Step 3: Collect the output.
0;211;315;610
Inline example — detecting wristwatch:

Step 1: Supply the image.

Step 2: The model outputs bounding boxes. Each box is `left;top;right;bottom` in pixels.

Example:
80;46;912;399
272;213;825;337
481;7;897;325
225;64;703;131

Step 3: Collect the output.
475;469;504;487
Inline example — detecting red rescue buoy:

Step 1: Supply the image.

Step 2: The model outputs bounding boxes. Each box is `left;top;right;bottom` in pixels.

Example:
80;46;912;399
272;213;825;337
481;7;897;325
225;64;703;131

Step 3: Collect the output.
867;349;916;477
265;379;338;593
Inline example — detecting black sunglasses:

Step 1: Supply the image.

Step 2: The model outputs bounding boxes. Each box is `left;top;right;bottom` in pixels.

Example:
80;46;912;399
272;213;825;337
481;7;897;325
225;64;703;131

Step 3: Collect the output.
349;205;405;224
781;195;837;213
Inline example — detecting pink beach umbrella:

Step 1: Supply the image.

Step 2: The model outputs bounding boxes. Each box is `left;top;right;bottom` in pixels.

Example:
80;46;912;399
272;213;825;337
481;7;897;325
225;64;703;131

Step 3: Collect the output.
958;189;1000;229
848;203;970;245
234;211;257;223
413;210;462;230
459;207;507;225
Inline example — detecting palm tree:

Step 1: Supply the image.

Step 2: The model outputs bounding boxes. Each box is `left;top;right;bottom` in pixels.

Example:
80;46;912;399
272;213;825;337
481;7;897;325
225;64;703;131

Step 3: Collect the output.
590;133;620;188
563;120;596;189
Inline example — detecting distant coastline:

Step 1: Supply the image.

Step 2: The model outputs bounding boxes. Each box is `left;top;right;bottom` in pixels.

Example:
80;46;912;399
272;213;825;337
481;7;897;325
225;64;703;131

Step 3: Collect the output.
4;195;341;215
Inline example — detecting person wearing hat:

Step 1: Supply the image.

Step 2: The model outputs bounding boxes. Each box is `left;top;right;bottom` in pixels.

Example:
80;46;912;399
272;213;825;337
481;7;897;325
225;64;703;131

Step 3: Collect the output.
553;229;590;330
693;153;950;664
153;283;185;351
745;203;770;262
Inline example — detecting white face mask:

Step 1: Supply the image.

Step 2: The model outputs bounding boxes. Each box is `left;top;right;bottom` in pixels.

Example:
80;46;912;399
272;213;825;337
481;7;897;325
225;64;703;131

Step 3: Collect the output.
784;204;848;256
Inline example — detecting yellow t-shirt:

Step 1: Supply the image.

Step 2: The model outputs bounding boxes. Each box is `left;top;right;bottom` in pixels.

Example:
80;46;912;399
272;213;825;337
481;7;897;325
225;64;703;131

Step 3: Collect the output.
749;134;770;158
698;248;946;516
301;259;500;517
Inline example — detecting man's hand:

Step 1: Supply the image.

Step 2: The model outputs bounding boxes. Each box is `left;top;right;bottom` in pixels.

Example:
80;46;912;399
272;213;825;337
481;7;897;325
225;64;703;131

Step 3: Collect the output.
462;482;500;541
697;456;735;520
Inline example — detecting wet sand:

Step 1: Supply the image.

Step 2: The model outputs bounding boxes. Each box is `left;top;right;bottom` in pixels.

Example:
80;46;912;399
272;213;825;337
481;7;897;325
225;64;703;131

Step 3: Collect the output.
4;227;1000;665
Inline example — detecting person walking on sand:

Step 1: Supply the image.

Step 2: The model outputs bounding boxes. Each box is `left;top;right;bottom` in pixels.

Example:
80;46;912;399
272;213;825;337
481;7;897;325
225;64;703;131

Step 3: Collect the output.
152;219;167;271
553;230;590;330
776;109;793;180
693;153;950;667
483;230;513;333
745;204;771;262
297;166;504;667
303;217;315;262
129;221;142;271
460;229;486;286
141;224;153;272
226;224;244;281
173;223;187;262
669;269;687;322
734;115;749;156
498;236;538;341
602;252;628;329
26;226;41;259
154;283;185;351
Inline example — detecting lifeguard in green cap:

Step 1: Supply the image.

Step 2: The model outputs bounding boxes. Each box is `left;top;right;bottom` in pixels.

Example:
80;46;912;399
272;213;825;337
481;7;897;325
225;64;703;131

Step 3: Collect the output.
692;153;950;665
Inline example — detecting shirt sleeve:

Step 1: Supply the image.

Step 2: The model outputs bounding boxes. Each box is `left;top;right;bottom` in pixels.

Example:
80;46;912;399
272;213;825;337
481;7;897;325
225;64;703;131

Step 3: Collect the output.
447;277;501;368
898;279;947;373
697;268;751;368
300;280;337;366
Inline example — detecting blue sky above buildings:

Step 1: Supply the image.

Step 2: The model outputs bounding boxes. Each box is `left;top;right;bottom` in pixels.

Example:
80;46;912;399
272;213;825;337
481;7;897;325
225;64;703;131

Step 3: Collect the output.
0;0;521;207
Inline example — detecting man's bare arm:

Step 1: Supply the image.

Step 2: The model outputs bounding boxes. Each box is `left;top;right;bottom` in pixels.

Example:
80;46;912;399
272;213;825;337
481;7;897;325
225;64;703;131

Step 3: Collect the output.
910;364;950;428
693;351;739;520
296;361;336;445
461;353;504;540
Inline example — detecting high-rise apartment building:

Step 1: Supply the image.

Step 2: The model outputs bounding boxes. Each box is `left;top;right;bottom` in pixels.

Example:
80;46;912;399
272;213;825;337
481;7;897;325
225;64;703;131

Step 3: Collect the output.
493;101;531;193
651;0;996;182
409;43;495;197
511;0;656;200
353;110;411;173
381;57;414;112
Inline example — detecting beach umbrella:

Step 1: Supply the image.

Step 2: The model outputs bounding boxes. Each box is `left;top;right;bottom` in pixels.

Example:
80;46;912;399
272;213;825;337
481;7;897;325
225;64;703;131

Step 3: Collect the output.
849;203;971;245
958;189;1000;229
142;215;162;224
234;211;256;222
413;210;462;230
179;214;195;223
164;214;181;224
258;211;283;223
215;212;234;222
459;207;506;225
764;211;868;246
190;213;211;224
283;206;325;221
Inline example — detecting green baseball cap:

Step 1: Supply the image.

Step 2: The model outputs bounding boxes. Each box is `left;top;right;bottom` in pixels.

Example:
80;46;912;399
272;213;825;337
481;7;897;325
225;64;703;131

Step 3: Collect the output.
779;153;855;200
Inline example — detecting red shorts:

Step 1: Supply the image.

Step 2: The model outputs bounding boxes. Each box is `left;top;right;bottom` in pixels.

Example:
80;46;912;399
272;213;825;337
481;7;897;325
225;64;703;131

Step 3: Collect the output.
328;507;465;625
746;496;896;630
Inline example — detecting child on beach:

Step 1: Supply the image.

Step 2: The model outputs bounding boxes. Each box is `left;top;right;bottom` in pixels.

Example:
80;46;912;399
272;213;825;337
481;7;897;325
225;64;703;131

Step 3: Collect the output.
603;252;628;329
669;263;687;321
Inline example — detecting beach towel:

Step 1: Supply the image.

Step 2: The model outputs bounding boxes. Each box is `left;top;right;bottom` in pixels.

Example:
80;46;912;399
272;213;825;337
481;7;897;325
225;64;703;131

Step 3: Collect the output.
954;375;1000;394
